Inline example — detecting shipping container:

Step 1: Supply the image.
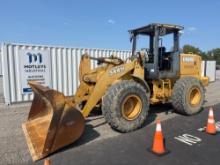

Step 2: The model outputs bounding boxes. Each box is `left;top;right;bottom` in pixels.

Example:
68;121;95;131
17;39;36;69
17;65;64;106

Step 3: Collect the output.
205;61;216;82
1;43;131;105
201;61;205;77
0;48;2;75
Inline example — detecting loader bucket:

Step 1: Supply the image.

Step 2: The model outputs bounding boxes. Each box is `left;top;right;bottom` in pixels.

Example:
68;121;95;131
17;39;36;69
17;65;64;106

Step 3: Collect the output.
22;82;85;161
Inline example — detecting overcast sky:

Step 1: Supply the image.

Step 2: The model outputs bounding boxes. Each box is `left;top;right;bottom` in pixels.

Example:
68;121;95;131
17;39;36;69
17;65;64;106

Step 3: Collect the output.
0;0;219;51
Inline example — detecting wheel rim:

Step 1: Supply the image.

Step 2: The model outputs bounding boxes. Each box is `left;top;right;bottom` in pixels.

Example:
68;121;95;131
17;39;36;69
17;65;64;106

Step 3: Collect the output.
121;95;142;120
188;87;201;107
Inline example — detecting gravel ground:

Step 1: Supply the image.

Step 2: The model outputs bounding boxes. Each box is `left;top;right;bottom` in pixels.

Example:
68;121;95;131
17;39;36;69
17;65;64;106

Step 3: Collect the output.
0;71;219;165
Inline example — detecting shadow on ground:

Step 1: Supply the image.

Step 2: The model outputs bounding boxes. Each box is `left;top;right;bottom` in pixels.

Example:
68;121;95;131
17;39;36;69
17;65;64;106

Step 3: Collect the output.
51;124;100;157
46;103;175;159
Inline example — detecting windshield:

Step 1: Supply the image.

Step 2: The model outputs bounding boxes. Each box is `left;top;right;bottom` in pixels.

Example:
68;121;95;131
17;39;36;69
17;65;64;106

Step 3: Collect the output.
136;35;150;52
159;33;174;52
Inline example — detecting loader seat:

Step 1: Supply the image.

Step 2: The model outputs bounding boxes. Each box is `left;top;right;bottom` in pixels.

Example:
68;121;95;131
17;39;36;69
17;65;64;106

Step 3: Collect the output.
159;47;171;70
158;47;166;70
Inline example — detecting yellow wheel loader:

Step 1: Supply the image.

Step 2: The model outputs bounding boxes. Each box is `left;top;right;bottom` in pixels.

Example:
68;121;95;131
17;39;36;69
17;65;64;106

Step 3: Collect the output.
22;23;209;161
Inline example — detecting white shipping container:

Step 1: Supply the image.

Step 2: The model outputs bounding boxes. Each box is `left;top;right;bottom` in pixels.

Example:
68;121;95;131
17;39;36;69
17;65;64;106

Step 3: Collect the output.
0;48;2;75
1;43;131;105
205;61;216;82
201;61;205;77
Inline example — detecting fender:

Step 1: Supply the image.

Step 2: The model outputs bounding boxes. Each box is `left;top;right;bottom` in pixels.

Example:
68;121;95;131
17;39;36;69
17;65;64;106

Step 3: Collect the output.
132;75;150;94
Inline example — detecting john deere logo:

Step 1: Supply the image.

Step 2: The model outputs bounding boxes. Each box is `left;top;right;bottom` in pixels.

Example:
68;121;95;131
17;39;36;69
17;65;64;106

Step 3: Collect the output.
26;52;42;63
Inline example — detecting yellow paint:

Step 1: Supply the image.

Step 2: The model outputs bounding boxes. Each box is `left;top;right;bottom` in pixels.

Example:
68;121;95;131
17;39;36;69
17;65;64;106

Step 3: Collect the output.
150;79;172;104
121;95;142;120
180;54;201;76
80;58;136;117
188;87;201;107
180;54;209;86
74;53;209;114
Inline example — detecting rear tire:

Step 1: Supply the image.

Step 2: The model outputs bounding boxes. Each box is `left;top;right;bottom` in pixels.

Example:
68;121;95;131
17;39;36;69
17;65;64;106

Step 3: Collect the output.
102;80;150;132
171;77;205;115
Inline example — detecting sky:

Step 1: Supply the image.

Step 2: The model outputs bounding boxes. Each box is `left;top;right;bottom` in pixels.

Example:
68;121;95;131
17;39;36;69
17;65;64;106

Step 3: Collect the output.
0;0;219;51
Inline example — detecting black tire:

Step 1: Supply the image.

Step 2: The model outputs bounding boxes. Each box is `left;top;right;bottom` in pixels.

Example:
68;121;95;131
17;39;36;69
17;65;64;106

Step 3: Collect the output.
171;77;205;115
102;80;150;132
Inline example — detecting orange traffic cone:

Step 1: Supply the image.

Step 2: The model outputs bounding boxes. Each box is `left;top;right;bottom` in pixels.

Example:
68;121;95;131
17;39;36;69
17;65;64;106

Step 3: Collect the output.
44;158;51;165
149;119;169;156
206;107;216;135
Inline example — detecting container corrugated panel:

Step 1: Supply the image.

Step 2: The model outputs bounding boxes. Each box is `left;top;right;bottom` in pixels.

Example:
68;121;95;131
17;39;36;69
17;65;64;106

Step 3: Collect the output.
2;43;131;104
205;61;216;82
0;47;2;75
201;61;205;77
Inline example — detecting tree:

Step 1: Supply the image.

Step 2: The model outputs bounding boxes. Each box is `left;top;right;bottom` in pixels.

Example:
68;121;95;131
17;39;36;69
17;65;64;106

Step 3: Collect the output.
182;44;208;60
183;45;202;54
182;44;220;64
206;48;220;64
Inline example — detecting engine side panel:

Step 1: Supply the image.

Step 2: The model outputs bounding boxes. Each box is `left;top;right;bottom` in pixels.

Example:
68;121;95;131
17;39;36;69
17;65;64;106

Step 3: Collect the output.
180;54;209;86
180;54;202;76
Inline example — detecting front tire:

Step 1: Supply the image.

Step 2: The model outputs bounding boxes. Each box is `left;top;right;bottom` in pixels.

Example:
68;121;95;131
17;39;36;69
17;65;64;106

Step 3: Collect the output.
171;77;205;115
102;80;150;132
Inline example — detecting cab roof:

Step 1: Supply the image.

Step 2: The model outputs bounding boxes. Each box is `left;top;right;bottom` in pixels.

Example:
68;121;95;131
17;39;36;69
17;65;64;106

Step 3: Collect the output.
129;23;184;35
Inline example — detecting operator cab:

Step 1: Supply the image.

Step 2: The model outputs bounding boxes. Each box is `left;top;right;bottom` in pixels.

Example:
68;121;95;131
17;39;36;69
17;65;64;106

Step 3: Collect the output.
129;23;184;79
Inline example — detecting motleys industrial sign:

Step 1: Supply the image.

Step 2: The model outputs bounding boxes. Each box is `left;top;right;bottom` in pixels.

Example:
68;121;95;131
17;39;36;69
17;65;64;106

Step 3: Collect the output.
19;50;51;93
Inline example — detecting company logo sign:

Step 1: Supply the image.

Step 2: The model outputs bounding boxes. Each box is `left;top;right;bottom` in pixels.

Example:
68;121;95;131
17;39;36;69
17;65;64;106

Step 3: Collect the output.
19;49;51;94
24;52;46;72
26;52;42;64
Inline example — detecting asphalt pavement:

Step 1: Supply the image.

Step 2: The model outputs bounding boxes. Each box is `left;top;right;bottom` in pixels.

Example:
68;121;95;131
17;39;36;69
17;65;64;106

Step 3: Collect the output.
26;103;220;165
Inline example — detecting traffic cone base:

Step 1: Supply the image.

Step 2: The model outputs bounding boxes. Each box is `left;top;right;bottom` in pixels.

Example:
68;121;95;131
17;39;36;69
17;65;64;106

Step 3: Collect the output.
205;108;217;135
148;119;170;156
205;127;218;135
147;147;170;156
